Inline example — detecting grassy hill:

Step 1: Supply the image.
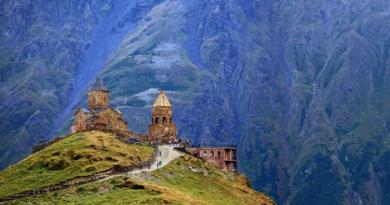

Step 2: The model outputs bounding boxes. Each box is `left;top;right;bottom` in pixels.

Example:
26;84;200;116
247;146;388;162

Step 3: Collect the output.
0;131;274;205
0;131;155;198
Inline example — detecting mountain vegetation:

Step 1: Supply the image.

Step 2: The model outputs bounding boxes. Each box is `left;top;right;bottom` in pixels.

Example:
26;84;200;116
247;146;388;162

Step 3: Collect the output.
1;0;390;204
0;131;274;205
0;131;155;198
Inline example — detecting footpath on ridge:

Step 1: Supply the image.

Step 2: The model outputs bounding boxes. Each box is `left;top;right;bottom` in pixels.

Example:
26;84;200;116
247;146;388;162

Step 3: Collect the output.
0;144;183;203
99;144;183;181
130;144;183;173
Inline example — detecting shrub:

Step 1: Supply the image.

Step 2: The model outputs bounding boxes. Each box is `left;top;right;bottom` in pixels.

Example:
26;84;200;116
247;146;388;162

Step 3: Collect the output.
90;187;99;192
118;181;145;190
104;156;118;162
71;153;83;160
66;150;76;158
51;151;61;156
91;156;102;162
76;187;85;192
43;157;70;170
85;166;96;172
110;179;119;185
89;144;98;149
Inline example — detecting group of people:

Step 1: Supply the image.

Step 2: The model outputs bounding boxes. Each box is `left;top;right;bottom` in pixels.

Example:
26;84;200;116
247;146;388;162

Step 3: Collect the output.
146;151;163;170
149;138;188;147
156;151;162;167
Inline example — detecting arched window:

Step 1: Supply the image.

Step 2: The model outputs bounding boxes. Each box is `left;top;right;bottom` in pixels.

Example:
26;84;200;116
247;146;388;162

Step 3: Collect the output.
163;117;167;123
211;151;214;157
217;151;221;158
155;117;159;124
170;117;172;123
203;151;207;157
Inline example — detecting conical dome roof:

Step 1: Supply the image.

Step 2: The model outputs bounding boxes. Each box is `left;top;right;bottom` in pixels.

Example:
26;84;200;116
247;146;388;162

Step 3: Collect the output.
89;77;108;91
153;90;171;107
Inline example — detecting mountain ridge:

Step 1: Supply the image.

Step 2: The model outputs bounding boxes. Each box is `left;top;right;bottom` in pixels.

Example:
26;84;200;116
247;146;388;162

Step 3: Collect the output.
1;0;390;204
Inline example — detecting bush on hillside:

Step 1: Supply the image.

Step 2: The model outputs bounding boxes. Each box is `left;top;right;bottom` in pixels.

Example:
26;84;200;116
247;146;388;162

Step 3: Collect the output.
43;157;70;170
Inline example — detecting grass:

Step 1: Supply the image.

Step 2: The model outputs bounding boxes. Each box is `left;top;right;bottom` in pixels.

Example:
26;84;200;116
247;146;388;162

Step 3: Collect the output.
150;155;275;205
0;131;274;204
11;155;275;205
0;131;155;198
11;178;187;205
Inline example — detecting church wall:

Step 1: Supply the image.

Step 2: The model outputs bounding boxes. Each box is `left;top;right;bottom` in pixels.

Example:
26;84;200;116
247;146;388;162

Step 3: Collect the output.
72;111;88;132
71;109;128;133
148;123;176;142
88;90;109;109
102;108;128;131
151;106;173;124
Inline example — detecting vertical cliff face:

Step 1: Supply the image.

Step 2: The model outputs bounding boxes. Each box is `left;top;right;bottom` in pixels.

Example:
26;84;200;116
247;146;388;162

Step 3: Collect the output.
1;0;390;204
238;1;390;204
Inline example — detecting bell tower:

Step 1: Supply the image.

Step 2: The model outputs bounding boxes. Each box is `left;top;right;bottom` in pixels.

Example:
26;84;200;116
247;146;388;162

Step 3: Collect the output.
148;90;177;142
88;77;109;109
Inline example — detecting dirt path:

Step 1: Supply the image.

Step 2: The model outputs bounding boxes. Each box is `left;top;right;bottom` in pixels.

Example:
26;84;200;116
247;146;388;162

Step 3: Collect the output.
99;144;183;182
129;144;183;174
0;145;183;203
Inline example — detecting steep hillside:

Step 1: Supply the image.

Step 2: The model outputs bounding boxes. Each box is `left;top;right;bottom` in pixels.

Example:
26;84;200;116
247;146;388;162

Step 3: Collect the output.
0;131;155;198
1;1;390;204
6;158;274;205
0;131;274;205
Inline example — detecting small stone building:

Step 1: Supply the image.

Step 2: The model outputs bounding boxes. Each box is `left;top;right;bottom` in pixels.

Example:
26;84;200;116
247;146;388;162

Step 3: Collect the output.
70;78;128;133
192;146;238;174
147;90;177;143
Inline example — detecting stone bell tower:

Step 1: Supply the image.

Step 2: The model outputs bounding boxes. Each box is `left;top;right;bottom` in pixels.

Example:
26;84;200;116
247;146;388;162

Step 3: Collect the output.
148;90;177;143
88;77;109;109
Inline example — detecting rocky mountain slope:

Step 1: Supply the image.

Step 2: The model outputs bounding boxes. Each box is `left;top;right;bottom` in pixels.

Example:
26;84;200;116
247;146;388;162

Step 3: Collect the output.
1;0;390;204
0;131;275;205
0;0;163;170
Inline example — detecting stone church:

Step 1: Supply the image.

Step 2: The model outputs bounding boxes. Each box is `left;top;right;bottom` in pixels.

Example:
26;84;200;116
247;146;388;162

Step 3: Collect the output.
68;79;235;173
147;90;177;143
70;78;128;133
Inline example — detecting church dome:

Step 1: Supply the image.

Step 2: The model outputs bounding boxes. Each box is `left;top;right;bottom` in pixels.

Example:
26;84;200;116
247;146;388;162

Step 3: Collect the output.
89;77;108;92
153;90;172;107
